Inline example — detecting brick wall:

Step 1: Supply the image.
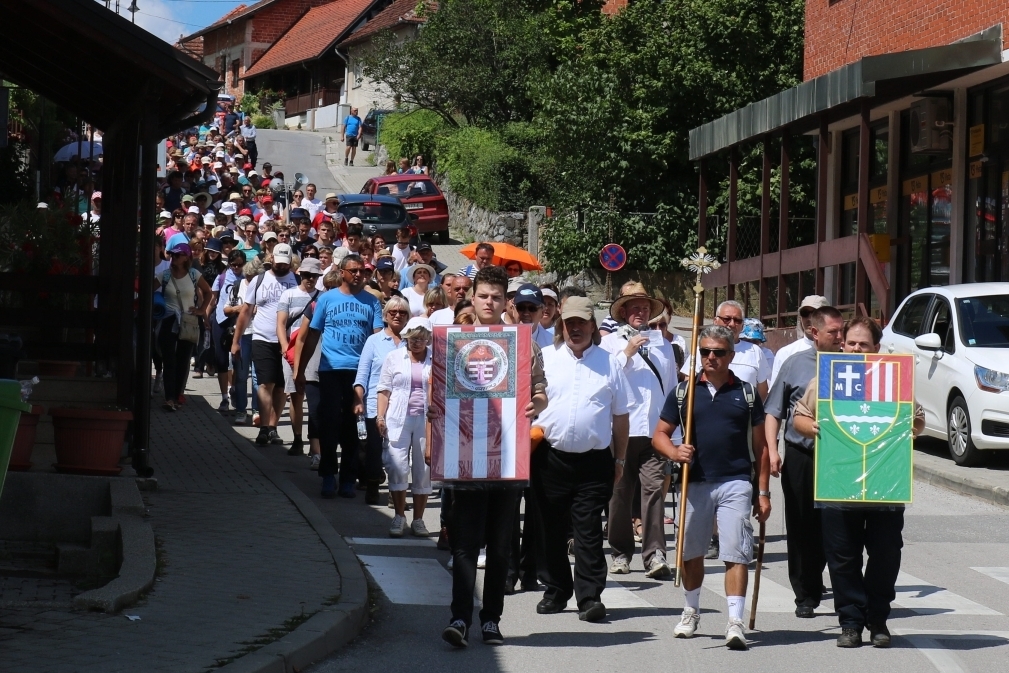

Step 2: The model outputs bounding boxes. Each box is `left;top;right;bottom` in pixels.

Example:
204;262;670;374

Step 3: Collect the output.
805;0;1007;80
249;0;329;44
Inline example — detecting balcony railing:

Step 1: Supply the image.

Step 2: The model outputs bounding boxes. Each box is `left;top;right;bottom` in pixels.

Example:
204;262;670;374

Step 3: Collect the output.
284;88;341;116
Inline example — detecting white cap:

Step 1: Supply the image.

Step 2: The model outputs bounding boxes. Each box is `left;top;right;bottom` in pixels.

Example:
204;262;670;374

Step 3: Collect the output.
540;287;558;301
403;316;433;336
272;243;293;264
348;216;363;225
187;205;200;214
203;213;216;226
219;202;237;216
158;210;172;220
262;231;278;242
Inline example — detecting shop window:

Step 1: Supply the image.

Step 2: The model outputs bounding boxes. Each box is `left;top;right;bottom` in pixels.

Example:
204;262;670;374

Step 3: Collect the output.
964;86;1009;284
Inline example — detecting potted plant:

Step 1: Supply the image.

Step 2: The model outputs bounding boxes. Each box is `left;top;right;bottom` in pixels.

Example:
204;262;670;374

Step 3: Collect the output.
9;404;43;471
50;406;132;475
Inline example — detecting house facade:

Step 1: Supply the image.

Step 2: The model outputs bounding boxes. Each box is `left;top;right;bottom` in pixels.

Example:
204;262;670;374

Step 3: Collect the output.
690;1;1009;327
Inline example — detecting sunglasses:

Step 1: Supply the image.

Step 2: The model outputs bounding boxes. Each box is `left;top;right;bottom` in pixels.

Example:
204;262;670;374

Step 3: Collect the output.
516;303;540;313
230;262;244;269
343;268;365;275
387;310;409;316
699;348;729;358
300;273;319;279
717;315;744;325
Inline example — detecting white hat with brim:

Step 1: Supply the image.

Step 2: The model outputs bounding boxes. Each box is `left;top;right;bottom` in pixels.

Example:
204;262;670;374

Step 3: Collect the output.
407;263;436;284
403;316;433;339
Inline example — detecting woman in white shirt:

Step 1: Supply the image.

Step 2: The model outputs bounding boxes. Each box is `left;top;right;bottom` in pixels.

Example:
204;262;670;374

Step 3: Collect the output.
401;263;434;317
377;317;433;538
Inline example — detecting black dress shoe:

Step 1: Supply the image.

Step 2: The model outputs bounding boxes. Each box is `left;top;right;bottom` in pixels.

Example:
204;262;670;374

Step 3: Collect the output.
520;576;540;592
578;601;606;622
837;627;862;648
503;578;516;596
536;598;566;614
795;605;815;618
868;623;891;648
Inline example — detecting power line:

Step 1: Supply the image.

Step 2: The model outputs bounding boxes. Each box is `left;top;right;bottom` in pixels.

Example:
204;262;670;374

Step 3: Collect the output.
135;9;204;27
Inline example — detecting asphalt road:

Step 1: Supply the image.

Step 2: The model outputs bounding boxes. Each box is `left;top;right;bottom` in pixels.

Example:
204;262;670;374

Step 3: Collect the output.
254;129;343;198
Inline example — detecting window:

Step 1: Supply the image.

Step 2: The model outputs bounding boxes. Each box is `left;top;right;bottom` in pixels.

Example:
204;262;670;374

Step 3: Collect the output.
231;59;240;88
892;294;933;337
352;58;363;89
957;295;1009;347
928;299;955;353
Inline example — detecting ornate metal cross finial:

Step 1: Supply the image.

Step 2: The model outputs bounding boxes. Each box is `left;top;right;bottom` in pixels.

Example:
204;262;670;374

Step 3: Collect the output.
680;246;720;294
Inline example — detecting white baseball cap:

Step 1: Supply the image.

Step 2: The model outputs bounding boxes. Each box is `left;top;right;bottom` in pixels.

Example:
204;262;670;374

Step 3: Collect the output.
272;243;293;264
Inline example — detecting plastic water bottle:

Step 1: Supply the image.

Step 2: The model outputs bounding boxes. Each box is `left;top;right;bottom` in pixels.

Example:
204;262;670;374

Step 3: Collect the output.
19;376;39;401
357;415;368;440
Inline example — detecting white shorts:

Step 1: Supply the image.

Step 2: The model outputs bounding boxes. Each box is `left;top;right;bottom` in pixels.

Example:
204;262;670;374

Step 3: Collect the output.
679;479;753;564
282;358;297;394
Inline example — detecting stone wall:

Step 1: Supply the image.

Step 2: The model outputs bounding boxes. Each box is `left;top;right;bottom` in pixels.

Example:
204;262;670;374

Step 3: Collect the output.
440;179;526;247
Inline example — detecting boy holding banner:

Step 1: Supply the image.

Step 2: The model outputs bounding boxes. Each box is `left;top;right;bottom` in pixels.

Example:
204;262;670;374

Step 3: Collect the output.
793;316;924;649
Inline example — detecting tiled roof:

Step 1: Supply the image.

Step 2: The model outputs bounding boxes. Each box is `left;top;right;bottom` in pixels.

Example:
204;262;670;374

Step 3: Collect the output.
182;2;275;41
243;0;374;78
338;0;429;48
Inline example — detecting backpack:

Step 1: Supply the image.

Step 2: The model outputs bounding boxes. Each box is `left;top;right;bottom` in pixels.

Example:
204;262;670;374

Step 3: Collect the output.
674;377;757;473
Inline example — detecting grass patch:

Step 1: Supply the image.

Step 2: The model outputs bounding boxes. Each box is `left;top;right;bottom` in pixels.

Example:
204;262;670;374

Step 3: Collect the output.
209;607;318;670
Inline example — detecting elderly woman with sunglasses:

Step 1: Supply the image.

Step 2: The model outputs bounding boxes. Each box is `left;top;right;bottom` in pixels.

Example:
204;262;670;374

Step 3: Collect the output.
353;296;411;505
377;316;433;537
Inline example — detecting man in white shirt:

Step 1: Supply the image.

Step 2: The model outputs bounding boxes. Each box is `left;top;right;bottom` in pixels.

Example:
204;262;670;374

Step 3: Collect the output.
769;295;828;388
431;274;470;325
682;300;770;401
302;183;322;220
601;290;675;579
532;296;630;623
231;243;298;446
390;225;414;273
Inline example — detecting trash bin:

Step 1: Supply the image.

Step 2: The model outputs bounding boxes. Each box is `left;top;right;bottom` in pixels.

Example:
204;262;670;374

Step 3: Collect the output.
0;379;32;499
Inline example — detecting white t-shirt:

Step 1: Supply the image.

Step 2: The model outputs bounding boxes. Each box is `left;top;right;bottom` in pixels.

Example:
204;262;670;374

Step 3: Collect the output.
245;271;298;342
212;270;241;325
401;286;426;317
430;306;455;325
303;198;322;220
391;244;412;272
681;338;770;388
277;287;316;337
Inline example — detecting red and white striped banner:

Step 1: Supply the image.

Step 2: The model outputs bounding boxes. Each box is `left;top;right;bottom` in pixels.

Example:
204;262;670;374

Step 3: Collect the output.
431;324;531;482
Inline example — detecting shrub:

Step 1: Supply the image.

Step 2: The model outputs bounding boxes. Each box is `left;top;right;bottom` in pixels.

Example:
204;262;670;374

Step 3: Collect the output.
380;110;448;168
251;113;275;130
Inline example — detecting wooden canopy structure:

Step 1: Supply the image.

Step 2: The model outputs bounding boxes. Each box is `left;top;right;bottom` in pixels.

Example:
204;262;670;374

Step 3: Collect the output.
0;0;221;475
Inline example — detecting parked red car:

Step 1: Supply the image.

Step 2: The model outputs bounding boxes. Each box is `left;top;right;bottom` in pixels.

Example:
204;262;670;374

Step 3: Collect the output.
360;174;450;242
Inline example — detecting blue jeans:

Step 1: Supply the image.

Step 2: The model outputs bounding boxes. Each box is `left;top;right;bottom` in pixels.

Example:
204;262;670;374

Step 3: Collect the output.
232;333;258;413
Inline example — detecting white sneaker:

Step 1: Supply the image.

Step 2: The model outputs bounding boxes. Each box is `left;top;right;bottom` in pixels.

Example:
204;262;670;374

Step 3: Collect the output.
674;607;700;638
309;454;320;470
477;549;487;569
233;411;247;425
447;555;454;570
609;557;631;575
645;555;672;579
389;514;406;537
725;619;747;650
411;519;430;537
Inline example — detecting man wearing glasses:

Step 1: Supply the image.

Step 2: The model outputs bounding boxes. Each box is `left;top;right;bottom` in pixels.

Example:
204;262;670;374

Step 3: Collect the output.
653;325;770;650
763;306;844;620
682;300;770;402
296;255;383;499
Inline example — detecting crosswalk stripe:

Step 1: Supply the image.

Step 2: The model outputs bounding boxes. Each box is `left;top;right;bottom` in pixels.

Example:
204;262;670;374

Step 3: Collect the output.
601;576;655;610
702;565;832;614
971;567;1009;587
358;555;452;605
892;630;1009;673
346;537;437;547
894;572;1001;615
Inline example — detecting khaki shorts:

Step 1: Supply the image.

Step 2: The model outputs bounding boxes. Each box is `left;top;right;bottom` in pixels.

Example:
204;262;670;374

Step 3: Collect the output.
679;479;754;564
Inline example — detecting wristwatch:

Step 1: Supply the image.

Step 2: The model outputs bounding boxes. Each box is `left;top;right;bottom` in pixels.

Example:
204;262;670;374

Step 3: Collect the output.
758;490;772;498
614;458;626;467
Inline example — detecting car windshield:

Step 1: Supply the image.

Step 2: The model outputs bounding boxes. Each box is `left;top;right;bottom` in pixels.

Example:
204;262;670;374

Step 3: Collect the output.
957;295;1009;347
338;203;405;224
375;179;439;198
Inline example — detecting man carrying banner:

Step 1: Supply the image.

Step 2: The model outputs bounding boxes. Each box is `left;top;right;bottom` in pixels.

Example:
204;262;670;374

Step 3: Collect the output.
438;265;549;648
532;296;631;623
763;306;843;618
652;325;771;650
792;316;924;648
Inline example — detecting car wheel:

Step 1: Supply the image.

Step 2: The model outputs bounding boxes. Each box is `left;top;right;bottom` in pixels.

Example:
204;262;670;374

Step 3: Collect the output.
947;396;986;466
438;229;451;244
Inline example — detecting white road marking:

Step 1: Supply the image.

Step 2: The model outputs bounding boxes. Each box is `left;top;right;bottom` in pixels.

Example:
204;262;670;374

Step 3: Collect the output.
894;572;1002;615
971;567;1009;587
358;556;452;605
346;537;437;547
892;629;1009;673
702;564;833;614
601;576;655;610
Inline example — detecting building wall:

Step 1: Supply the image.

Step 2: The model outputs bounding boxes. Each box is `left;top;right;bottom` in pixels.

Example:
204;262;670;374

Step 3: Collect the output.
804;0;1007;80
344;28;418;115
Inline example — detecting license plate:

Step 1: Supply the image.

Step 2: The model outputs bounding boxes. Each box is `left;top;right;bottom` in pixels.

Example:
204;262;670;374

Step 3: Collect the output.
404;202;424;210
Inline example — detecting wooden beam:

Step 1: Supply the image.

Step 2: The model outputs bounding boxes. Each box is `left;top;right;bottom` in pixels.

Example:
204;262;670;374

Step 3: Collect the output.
727;149;738;300
698;159;708;246
816;114;829;295
778;130;790;324
759;138;771;320
856;99;870;313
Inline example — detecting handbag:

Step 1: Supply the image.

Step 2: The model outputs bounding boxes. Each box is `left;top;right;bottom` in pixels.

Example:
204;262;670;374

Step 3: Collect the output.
170;274;201;344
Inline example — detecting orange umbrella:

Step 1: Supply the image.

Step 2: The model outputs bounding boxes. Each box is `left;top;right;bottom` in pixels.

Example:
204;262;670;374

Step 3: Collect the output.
459;242;542;271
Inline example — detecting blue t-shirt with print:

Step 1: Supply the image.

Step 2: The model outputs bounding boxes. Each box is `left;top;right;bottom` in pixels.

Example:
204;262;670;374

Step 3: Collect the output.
343;115;362;137
309;288;383;371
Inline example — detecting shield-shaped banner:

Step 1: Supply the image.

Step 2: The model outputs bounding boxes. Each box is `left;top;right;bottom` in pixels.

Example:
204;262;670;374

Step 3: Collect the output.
814;352;915;504
430;324;532;483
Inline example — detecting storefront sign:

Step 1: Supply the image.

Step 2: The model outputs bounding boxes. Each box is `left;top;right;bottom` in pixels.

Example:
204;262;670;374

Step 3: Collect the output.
970;161;984;180
902;176;927;196
843;193;858;211
931;169;953;187
970;124;985;157
869;186;887;205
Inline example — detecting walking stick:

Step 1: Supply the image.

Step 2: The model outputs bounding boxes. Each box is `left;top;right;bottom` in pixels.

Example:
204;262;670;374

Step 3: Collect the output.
674;248;720;587
748;520;766;629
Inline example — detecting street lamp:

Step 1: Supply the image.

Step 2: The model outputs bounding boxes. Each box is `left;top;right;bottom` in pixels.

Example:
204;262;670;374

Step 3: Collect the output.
127;1;138;23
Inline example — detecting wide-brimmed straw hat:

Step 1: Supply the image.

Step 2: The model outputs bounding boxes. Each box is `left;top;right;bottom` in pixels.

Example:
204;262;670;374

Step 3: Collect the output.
610;282;664;321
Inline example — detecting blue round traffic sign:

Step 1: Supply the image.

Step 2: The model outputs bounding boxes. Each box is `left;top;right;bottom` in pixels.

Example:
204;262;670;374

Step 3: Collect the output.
600;243;627;271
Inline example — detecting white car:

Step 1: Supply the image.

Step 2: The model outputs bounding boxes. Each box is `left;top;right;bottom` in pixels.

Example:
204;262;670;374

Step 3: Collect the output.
881;283;1009;466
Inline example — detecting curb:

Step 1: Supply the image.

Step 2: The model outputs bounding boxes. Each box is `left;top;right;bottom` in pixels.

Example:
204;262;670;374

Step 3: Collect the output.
914;460;1009;508
192;399;369;673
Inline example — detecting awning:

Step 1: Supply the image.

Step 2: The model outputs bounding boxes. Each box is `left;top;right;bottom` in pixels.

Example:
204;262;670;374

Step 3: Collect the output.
688;26;1003;160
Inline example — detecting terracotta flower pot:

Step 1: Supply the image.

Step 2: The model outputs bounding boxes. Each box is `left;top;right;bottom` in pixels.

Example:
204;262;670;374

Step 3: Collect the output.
37;360;79;377
50;407;132;475
9;404;43;472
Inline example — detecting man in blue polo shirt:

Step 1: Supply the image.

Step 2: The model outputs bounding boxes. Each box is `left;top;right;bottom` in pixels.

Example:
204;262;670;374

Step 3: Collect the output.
341;107;362;167
296;254;383;498
653;325;771;651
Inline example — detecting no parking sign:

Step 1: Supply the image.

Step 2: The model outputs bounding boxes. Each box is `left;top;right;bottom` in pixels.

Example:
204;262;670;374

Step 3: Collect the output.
599;243;627;271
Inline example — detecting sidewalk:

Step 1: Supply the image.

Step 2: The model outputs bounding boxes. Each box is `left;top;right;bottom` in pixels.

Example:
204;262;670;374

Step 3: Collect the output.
0;376;367;673
913;437;1009;507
